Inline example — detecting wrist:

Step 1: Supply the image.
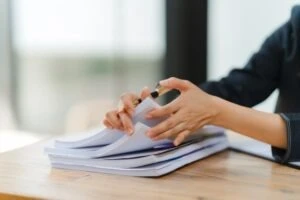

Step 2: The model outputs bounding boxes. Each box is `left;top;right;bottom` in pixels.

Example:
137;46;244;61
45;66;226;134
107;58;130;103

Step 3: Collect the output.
209;96;228;126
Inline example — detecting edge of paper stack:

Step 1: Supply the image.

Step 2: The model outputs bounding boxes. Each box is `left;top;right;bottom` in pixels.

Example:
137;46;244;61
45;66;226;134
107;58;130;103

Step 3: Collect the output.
45;98;229;177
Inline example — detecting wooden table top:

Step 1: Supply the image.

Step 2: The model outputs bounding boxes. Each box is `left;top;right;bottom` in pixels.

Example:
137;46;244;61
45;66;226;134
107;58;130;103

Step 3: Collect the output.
0;135;300;200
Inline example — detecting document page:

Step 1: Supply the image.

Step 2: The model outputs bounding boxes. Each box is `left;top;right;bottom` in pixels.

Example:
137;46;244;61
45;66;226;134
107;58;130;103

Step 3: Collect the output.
55;98;164;149
46;123;172;158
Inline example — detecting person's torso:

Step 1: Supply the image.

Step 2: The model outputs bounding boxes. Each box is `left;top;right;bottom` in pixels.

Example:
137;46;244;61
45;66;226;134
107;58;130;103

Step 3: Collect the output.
276;6;300;113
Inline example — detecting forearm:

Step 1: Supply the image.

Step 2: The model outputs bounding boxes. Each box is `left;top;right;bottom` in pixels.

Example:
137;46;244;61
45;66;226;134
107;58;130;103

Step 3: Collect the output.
212;96;287;149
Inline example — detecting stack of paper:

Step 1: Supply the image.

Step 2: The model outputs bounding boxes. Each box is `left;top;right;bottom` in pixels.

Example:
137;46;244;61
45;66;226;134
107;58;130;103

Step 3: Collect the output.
45;98;229;177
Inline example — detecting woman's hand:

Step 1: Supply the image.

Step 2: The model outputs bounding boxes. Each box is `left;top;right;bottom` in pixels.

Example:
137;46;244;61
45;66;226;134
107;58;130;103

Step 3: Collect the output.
146;77;220;146
103;87;151;134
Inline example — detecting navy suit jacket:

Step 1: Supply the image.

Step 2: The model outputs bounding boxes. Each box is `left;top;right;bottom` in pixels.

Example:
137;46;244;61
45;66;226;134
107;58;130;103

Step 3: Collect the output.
201;6;300;163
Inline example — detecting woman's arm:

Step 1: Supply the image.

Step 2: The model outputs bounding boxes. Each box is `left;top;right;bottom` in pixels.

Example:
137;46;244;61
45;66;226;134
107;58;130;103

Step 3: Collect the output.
146;77;287;149
212;96;287;149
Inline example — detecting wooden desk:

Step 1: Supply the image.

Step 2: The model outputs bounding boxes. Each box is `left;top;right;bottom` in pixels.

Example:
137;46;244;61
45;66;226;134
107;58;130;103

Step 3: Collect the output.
0;137;300;199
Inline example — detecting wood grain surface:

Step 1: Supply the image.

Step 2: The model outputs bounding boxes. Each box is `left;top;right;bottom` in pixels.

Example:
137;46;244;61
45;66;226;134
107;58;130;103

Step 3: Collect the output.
0;134;300;200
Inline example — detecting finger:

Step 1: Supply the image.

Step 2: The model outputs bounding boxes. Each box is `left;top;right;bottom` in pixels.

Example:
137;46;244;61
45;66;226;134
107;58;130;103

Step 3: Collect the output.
118;93;138;113
119;111;134;135
147;113;181;138
174;130;191;146
105;110;123;129
146;99;180;119
102;119;113;129
152;122;186;141
140;86;151;100
159;77;191;92
124;106;135;117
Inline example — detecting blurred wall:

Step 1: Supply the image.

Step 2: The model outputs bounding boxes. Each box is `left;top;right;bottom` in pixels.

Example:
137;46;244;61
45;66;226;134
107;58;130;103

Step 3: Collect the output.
12;0;165;133
0;0;15;129
208;0;300;112
0;0;10;90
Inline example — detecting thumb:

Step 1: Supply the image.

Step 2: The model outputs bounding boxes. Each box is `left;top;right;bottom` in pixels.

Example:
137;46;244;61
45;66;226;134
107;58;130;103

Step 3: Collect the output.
159;77;190;92
140;86;151;100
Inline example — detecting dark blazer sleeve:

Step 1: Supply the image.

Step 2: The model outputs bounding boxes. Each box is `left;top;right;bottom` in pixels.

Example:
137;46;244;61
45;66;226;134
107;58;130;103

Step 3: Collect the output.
271;7;300;163
200;23;285;107
200;7;300;163
272;114;300;163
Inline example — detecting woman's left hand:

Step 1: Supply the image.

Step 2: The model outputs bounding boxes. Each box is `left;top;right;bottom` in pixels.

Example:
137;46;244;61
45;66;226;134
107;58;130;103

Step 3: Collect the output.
146;77;220;146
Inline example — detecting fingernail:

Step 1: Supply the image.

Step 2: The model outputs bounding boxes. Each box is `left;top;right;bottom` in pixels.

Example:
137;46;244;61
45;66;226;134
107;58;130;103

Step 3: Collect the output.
159;80;168;85
146;131;152;137
127;128;133;135
145;114;152;119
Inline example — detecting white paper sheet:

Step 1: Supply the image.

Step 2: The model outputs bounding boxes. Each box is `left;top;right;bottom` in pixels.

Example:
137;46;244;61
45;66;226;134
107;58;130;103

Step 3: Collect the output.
49;135;227;168
51;141;229;177
46;122;172;158
55;98;165;149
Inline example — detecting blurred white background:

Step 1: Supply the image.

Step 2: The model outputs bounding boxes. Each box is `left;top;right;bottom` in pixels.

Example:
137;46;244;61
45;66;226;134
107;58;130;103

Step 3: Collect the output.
12;0;165;133
1;0;300;135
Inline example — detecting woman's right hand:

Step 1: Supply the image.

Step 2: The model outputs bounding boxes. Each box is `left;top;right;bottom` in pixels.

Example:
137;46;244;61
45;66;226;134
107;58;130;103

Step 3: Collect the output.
103;87;151;135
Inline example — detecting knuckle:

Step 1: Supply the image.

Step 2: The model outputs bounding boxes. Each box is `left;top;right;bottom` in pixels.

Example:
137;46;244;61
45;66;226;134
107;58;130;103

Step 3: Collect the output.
187;124;194;131
163;106;171;113
169;77;178;83
165;119;174;127
165;130;174;138
105;111;112;118
183;80;191;85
